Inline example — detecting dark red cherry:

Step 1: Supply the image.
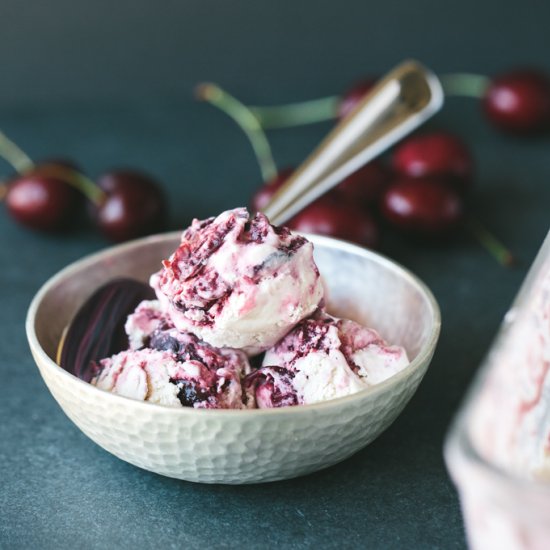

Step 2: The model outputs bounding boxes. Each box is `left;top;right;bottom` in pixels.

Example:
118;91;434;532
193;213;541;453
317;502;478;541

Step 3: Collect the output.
4;162;82;231
37;159;86;209
381;176;464;234
250;167;294;212
337;78;378;120
94;170;166;242
483;69;550;134
392;132;473;193
334;159;391;205
288;197;379;248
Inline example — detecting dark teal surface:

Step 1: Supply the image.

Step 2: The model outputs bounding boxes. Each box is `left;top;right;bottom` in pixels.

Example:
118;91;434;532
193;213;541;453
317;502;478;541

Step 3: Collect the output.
1;2;550;549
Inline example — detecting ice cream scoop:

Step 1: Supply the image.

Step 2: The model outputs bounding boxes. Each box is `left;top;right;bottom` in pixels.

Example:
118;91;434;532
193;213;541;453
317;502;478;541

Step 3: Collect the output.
248;312;409;407
151;207;324;355
92;348;182;407
124;299;174;350
92;327;253;409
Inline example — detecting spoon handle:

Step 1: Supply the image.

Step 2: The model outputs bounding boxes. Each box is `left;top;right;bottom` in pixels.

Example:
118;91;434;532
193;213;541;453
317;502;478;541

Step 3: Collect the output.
262;60;444;225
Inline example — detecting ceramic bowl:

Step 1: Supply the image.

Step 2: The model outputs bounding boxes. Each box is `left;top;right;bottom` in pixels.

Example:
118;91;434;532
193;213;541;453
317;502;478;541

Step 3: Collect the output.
26;232;440;484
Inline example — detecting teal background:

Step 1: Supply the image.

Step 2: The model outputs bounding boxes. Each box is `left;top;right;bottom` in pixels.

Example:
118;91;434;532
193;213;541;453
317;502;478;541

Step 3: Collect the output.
1;1;549;548
1;1;549;106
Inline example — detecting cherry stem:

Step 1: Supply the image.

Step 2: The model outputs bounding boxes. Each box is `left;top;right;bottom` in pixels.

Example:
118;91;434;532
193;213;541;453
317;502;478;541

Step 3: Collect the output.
440;73;491;98
37;165;106;206
466;218;516;267
250;96;339;129
196;83;278;182
0;182;7;202
240;72;493;130
0;130;35;173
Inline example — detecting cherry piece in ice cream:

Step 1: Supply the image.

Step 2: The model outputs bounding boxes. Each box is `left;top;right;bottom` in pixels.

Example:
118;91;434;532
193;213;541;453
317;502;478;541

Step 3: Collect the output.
151;208;324;354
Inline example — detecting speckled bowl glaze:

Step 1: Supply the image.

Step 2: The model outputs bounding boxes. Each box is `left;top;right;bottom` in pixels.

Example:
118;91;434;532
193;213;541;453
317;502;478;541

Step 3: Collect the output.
26;232;440;484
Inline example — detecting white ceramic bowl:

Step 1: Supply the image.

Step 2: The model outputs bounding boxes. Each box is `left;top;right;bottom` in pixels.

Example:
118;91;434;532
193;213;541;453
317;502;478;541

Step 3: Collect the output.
26;233;440;484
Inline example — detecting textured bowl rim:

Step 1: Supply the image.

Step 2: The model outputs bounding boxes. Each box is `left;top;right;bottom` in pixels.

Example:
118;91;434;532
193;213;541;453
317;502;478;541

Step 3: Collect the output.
26;231;441;417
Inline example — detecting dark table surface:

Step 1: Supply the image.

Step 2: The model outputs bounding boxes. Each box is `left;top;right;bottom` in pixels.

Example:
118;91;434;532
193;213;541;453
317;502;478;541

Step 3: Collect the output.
1;2;550;549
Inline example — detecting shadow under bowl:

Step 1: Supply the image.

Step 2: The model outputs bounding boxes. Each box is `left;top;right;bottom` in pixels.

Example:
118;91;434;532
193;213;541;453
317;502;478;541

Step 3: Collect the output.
26;232;440;484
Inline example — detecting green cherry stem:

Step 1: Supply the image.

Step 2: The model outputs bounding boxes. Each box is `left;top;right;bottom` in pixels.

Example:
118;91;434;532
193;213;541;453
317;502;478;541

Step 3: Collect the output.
37;165;106;205
440;73;491;98
245;72;493;130
0;129;105;206
196;83;278;182
250;96;339;129
466;218;516;267
0;130;34;172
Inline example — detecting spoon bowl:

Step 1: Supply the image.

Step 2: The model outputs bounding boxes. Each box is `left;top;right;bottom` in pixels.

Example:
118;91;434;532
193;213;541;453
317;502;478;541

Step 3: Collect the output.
58;278;154;381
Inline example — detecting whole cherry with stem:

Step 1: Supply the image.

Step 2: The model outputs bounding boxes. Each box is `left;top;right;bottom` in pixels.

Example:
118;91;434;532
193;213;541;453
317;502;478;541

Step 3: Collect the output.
198;81;516;264
0;131;166;241
0;131;101;231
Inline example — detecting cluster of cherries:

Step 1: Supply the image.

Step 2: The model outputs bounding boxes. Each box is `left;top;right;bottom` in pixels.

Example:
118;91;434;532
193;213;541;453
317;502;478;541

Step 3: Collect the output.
2;67;549;253
243;68;550;262
0;142;166;242
251;132;469;250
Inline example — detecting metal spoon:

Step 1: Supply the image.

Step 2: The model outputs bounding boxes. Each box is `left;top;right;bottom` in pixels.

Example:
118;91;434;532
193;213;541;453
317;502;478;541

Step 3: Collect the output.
262;60;444;225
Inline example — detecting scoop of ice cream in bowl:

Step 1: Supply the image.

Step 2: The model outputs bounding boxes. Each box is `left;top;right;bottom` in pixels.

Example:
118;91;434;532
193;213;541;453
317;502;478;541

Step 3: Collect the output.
26;207;440;484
